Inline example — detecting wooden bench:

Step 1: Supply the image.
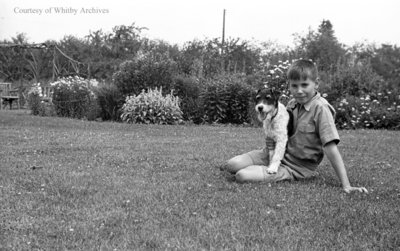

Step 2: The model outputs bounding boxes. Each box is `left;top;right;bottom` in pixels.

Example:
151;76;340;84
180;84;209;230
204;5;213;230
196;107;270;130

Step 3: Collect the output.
0;83;20;110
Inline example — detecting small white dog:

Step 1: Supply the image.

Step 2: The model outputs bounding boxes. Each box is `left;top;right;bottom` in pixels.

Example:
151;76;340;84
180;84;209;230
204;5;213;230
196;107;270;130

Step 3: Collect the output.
255;88;291;174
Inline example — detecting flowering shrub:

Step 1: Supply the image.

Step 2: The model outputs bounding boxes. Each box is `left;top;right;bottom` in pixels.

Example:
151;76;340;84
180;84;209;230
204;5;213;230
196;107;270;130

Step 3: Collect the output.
28;82;43;97
335;91;400;130
121;87;183;125
262;60;292;105
51;76;97;119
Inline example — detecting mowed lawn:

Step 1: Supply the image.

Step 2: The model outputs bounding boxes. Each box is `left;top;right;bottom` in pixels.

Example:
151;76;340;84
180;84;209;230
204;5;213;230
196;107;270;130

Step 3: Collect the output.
1;110;399;250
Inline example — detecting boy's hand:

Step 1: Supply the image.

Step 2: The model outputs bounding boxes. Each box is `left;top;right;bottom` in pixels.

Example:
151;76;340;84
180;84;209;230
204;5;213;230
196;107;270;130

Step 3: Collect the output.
343;186;368;194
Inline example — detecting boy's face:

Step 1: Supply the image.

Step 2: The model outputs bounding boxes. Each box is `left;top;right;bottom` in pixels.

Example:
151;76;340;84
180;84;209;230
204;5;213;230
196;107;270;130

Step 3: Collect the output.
288;78;319;105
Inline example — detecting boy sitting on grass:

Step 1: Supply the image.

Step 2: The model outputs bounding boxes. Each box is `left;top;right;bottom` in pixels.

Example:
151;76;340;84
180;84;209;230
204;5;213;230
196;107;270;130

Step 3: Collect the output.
226;59;368;194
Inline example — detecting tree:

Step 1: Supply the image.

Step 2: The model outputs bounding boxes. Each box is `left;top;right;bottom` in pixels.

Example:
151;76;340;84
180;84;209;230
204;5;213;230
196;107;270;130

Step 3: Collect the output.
178;39;221;78
222;38;262;75
112;51;178;96
371;44;400;91
294;20;346;71
0;33;32;82
83;23;147;80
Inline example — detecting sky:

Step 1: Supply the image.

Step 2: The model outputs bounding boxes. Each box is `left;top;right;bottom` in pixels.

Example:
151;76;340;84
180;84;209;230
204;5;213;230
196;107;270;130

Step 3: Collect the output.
1;0;399;47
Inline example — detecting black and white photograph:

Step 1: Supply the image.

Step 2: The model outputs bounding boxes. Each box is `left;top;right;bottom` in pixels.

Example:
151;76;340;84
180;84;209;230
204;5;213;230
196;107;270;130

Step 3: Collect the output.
1;0;399;250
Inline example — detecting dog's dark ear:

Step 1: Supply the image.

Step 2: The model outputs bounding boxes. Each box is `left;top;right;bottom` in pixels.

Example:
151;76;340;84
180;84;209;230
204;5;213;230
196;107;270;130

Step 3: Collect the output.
253;89;261;102
271;87;281;98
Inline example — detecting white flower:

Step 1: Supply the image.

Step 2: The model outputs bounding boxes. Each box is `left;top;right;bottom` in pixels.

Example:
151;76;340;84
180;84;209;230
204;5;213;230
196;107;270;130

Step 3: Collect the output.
322;93;328;98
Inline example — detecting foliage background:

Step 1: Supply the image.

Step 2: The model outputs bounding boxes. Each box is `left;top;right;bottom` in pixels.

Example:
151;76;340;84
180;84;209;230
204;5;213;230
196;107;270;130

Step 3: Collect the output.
1;20;399;129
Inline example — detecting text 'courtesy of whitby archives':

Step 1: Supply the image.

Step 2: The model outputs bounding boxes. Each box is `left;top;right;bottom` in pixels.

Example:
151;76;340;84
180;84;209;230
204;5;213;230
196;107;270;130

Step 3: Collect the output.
13;7;110;15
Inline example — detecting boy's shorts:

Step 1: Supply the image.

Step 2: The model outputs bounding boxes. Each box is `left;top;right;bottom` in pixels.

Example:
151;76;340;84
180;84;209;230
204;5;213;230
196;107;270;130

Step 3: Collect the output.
245;148;294;182
245;148;319;182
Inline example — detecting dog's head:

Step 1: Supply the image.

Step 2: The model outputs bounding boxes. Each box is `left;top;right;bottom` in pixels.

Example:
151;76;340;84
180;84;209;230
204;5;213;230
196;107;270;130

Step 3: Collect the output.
255;87;281;121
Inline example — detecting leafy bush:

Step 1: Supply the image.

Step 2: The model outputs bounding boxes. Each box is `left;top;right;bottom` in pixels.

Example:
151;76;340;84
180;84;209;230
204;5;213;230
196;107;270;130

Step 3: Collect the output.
121;87;183;125
93;82;124;121
321;59;384;102
27;83;43;115
39;101;57;117
51;76;97;119
173;75;204;123
112;52;178;96
200;74;252;124
84;100;102;121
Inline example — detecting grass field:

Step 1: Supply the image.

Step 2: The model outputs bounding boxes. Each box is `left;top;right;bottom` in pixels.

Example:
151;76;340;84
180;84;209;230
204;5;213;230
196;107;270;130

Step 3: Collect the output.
1;110;399;250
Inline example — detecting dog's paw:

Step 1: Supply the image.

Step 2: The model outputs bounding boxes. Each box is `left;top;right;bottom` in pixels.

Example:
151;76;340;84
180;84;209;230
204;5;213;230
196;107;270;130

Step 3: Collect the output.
266;162;279;174
266;166;278;174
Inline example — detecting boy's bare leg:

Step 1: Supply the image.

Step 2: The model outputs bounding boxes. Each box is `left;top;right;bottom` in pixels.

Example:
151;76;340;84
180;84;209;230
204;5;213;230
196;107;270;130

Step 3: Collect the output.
226;154;254;173
235;165;265;183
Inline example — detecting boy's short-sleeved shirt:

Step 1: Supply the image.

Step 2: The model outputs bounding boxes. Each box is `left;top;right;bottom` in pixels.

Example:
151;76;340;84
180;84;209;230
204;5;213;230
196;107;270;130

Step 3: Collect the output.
283;92;340;176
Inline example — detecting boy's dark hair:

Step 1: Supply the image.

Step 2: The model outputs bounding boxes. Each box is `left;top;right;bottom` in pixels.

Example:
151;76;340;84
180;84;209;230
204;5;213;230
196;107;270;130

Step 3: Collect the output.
287;59;318;81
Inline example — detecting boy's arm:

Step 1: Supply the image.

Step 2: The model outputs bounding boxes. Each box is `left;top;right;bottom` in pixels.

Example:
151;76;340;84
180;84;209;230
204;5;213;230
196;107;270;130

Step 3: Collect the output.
323;141;368;194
